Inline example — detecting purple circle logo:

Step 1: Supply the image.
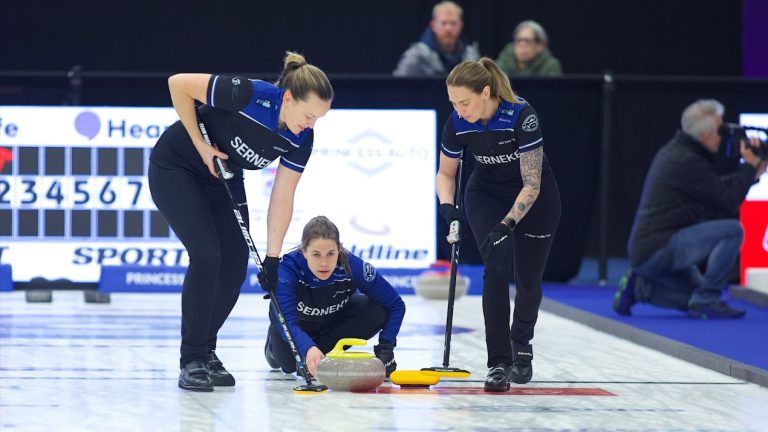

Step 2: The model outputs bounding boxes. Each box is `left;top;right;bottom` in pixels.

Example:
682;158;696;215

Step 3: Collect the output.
75;111;100;140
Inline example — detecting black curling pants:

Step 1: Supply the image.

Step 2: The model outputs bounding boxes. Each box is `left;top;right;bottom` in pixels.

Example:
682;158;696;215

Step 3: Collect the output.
268;295;387;373
464;174;561;368
148;163;250;368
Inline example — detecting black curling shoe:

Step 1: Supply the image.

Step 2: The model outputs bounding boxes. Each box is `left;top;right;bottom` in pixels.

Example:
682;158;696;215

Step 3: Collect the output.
207;351;236;387
179;360;213;392
264;334;280;369
484;364;512;392
511;342;533;384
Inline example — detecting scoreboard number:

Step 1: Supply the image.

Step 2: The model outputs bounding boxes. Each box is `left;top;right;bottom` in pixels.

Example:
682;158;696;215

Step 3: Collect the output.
0;176;152;209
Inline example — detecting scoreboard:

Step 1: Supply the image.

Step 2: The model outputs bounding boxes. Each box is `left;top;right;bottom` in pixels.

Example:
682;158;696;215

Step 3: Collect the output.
0;106;180;283
0;106;437;283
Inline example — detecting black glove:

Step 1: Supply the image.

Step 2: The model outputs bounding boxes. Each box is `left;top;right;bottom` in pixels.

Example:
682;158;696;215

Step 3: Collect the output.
438;203;462;225
257;256;280;292
374;341;397;377
479;221;515;263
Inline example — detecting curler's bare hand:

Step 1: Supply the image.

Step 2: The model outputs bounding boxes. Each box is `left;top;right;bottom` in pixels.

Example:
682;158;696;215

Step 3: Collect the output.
197;141;229;178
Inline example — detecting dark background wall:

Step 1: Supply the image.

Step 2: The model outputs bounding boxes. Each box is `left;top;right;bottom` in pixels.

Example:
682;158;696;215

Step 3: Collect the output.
1;0;743;76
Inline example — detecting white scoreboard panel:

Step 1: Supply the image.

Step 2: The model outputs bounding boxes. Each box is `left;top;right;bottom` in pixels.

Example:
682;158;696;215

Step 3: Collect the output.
0;106;437;283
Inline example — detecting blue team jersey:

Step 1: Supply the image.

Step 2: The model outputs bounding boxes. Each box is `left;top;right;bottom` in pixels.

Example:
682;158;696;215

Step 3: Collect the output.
273;249;406;357
151;75;315;182
203;75;313;173
441;99;552;188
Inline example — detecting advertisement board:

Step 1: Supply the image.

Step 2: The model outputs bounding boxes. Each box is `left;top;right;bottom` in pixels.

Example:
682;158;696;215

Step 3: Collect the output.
0;106;437;283
739;113;768;288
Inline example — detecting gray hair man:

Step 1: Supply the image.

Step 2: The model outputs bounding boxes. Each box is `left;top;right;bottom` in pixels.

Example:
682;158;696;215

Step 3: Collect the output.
617;99;766;319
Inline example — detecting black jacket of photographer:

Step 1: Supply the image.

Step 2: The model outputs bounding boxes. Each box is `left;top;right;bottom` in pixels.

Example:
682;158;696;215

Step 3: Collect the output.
628;130;757;267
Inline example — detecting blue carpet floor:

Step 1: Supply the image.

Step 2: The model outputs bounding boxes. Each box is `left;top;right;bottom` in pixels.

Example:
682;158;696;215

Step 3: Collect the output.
542;282;768;372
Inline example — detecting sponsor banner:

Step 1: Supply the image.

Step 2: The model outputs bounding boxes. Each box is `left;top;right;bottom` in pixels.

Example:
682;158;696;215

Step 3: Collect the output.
738;113;768;286
96;265;485;296
740;200;768;285
0;106;179;147
99;265;264;293
244;109;437;269
0;241;441;283
1;242;189;282
0;264;11;291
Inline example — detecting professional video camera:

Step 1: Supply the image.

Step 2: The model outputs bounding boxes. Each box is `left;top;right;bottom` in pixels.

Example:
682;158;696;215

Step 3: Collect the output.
718;123;768;160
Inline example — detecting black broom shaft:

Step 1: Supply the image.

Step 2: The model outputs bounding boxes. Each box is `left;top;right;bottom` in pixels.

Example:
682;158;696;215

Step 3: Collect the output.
441;153;465;368
197;113;313;386
219;159;314;386
219;163;314;387
442;241;460;367
267;289;314;383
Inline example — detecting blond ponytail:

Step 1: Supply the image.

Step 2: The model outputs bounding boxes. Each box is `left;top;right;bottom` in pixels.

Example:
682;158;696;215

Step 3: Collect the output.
446;58;520;104
276;51;333;102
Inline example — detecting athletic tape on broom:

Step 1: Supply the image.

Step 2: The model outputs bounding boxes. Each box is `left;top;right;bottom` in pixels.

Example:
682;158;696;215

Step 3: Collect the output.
97;264;485;294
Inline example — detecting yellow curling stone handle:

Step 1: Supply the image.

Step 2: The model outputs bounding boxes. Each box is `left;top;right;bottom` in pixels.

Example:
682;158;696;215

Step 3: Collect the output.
326;338;374;359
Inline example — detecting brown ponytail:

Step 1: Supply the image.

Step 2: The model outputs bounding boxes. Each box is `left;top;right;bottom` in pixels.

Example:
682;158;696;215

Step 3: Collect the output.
446;57;520;103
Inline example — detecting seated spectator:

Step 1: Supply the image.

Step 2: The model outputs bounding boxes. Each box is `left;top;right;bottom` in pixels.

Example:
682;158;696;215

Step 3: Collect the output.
393;1;480;77
495;20;562;77
615;99;766;319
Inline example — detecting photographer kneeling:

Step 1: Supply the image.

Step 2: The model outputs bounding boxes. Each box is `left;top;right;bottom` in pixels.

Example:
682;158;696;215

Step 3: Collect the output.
615;99;767;319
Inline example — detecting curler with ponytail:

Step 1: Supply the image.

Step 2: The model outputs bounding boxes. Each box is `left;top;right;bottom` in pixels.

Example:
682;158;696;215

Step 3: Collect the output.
446;58;521;104
276;51;333;102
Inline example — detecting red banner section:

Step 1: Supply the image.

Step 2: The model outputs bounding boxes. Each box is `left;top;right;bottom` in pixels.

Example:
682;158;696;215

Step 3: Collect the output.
740;200;768;284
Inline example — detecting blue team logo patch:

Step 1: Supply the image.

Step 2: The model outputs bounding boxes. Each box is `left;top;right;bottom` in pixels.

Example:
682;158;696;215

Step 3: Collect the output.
522;114;539;132
363;262;376;282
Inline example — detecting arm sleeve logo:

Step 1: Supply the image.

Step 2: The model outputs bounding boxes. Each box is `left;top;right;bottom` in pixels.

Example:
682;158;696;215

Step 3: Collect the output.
363;262;377;282
522;114;539;132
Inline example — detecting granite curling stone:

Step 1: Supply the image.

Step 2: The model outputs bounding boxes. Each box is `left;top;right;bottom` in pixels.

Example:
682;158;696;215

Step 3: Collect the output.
316;338;385;391
413;261;470;300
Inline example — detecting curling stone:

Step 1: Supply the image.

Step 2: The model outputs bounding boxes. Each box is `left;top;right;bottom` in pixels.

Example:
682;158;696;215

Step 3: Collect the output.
316;338;385;391
25;289;52;303
413;260;469;300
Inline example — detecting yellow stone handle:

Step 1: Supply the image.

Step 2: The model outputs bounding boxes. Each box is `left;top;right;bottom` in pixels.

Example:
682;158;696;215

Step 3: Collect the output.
326;338;374;359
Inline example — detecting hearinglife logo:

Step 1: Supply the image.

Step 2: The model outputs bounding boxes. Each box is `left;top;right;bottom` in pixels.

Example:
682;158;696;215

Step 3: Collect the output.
74;110;173;141
75;111;101;140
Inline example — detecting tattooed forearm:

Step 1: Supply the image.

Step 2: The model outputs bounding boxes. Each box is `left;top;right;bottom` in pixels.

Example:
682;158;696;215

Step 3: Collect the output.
508;147;543;223
520;147;543;189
